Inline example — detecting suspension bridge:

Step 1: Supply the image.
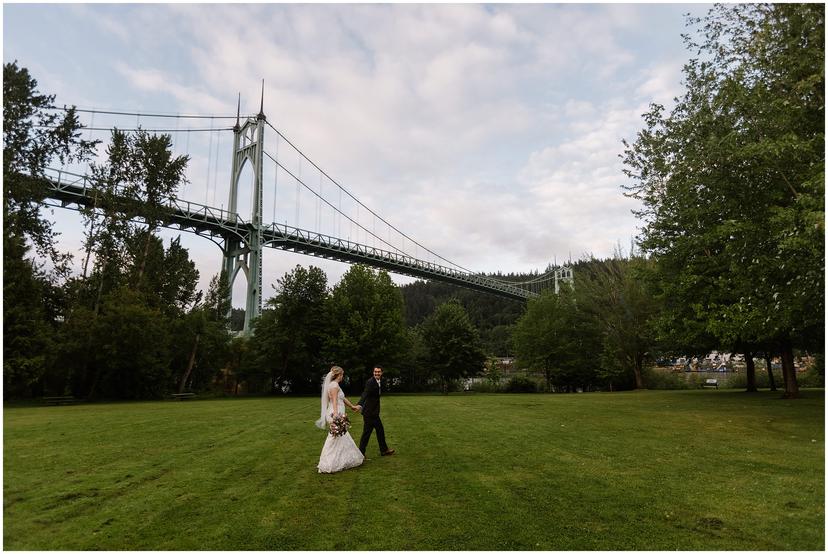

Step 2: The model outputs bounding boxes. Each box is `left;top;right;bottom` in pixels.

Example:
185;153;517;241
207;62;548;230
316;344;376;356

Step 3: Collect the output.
38;94;573;334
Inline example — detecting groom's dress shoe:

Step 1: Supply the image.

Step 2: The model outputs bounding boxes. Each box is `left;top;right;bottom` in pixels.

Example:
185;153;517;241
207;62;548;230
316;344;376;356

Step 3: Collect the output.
381;449;396;456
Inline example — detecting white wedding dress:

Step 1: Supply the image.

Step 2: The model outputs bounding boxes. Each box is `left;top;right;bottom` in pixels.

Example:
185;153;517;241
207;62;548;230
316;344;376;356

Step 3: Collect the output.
317;382;364;474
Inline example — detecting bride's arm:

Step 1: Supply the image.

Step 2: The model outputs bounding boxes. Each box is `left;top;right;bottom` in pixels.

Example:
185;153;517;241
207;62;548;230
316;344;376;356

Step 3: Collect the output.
343;396;358;411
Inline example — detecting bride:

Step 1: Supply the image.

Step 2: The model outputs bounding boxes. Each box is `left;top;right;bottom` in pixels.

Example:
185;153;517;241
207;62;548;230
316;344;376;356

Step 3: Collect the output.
316;366;364;473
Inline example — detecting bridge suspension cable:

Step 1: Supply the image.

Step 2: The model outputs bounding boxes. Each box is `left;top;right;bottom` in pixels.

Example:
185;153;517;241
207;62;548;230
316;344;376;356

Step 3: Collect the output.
43;104;483;275
263;150;409;258
264;120;476;274
35;124;233;132
44;103;564;289
46;105;252;120
492;270;559;286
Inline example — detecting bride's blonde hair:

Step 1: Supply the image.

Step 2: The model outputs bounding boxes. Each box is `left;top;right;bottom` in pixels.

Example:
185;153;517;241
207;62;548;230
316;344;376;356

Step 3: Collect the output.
330;366;344;379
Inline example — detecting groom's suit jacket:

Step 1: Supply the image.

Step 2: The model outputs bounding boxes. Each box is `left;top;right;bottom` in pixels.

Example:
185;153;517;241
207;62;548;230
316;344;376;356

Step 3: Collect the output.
358;377;381;419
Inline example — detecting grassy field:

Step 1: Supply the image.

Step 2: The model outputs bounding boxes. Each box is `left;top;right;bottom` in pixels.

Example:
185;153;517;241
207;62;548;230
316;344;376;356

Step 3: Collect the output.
3;390;824;550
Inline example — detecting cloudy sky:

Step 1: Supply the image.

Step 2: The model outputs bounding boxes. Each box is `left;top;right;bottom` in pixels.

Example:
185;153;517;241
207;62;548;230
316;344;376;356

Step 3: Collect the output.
4;3;709;305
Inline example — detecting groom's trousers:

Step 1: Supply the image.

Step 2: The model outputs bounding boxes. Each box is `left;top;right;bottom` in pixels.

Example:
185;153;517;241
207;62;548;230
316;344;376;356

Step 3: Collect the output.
358;415;389;454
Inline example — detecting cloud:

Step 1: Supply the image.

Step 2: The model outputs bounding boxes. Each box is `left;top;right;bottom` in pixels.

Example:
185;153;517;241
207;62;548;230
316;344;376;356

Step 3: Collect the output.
515;102;647;261
108;3;680;277
113;63;228;114
635;60;685;106
8;3;701;295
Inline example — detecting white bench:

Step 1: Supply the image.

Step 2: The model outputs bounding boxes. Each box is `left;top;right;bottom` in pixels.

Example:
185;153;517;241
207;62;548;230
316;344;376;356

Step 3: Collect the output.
703;379;719;389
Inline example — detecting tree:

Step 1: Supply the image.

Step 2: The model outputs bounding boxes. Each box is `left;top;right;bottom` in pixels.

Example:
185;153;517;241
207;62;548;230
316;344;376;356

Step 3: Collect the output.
3;242;54;398
622;4;824;398
83;129;188;300
3;61;97;263
325;265;408;383
248;265;329;394
419;300;486;393
88;287;173;399
173;271;232;393
576;254;661;390
512;287;600;392
127;233;200;316
395;328;430;391
128;131;188;284
399;278;524;356
60;128;192;400
3;62;96;398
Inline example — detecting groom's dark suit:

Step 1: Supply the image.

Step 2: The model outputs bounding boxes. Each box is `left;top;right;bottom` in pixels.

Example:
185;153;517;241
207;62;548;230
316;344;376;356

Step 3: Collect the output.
357;377;389;455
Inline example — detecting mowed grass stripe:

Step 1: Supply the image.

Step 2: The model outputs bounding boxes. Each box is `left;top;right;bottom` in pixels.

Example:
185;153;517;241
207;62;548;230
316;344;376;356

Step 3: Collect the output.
4;390;823;550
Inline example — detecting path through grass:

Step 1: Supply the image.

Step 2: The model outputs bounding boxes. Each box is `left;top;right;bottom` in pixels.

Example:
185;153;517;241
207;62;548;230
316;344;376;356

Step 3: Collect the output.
4;390;824;549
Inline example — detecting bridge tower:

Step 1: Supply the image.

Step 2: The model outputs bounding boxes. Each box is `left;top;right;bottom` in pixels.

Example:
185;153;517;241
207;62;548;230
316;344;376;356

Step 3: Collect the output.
554;266;574;293
224;89;266;334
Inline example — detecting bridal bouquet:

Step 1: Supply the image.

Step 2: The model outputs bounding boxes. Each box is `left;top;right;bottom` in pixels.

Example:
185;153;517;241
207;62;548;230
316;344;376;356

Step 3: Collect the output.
329;414;351;437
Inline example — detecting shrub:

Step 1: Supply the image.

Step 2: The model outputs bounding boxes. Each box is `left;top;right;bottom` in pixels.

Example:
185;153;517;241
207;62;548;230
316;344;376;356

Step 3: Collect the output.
504;375;538;393
724;370;776;389
798;366;825;388
641;368;691;390
472;380;502;393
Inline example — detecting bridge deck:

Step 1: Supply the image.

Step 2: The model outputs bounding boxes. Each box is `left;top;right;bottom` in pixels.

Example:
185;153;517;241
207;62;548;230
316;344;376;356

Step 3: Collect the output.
40;169;536;301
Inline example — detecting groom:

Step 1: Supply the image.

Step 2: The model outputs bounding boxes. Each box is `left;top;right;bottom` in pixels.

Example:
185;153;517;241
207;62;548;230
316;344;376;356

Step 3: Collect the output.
356;366;395;457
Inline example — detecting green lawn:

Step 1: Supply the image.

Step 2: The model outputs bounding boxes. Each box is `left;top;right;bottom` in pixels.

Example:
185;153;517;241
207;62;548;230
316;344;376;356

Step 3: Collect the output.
4;390;824;550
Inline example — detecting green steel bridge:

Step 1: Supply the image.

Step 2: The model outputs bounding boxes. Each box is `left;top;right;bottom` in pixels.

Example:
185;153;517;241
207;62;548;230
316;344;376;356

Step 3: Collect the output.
38;101;572;333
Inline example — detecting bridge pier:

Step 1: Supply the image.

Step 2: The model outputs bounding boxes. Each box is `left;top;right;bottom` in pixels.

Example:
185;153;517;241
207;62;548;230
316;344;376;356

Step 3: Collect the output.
225;93;266;335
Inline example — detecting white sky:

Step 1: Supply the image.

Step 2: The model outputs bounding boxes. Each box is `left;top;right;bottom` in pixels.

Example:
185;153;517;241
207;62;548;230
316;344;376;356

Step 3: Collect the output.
3;3;709;306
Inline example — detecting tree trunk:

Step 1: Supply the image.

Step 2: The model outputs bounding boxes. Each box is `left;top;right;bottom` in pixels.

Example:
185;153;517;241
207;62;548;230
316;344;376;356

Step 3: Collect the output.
85;274;108;400
633;356;644;389
275;347;293;394
744;349;757;392
179;333;200;393
136;224;157;286
765;352;777;391
780;337;799;399
81;191;100;279
82;225;96;279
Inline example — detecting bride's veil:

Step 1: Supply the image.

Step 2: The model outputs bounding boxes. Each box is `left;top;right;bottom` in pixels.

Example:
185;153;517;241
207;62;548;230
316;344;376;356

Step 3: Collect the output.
315;370;334;429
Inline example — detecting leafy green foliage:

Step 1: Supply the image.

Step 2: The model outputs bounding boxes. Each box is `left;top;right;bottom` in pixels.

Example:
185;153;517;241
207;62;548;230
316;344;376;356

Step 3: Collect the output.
2;240;54;398
3;62;96;398
503;375;539;393
419;300;487;392
399;278;524;356
576;255;662;389
325;265;407;384
246;265;329;394
170;271;233;393
513;286;602;392
622;4;824;397
84;129;189;291
88;287;173;399
394;327;430;391
3;61;97;262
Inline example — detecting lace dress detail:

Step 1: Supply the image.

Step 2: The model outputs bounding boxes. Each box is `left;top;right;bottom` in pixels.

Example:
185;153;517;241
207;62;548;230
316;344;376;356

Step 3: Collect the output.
317;383;364;474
